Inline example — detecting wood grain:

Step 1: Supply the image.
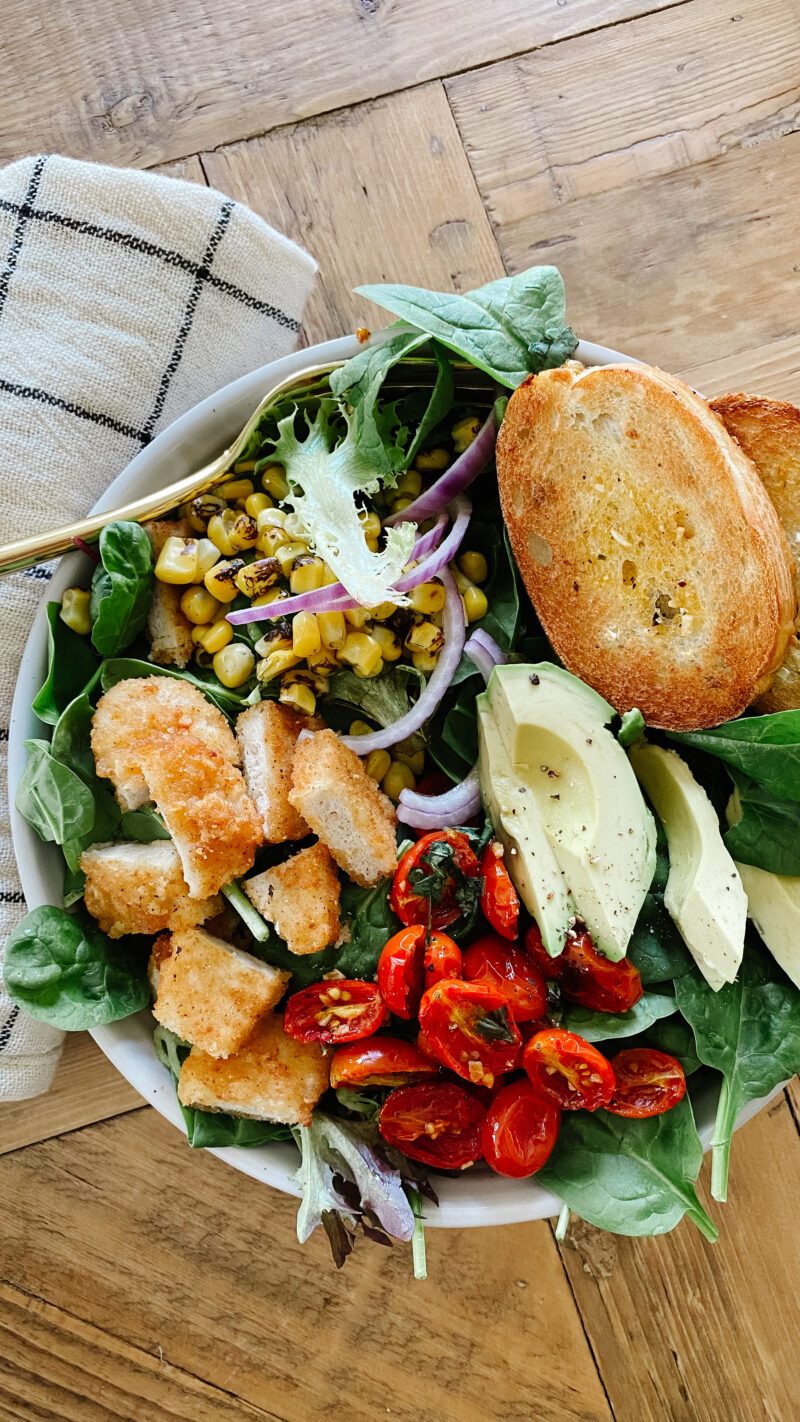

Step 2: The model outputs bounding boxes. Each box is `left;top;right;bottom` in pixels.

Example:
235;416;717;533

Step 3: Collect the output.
0;1035;141;1156
0;1109;614;1422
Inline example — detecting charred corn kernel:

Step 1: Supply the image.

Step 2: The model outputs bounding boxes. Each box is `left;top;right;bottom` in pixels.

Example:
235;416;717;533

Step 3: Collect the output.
203;558;245;602
254;629;293;657
464;585;488;623
284;513;307;539
391;496;414;515
412;648;440;674
349;720;373;737
245;492;273;518
180;585;221;624
207;511;236;556
370;602;396;622
409;580;446;614
382;760;416;801
318;611;346;651
155;536;199;584
233;459;257;473
234;557;281;599
290;555;325;594
306;646;338;676
60;587;91;635
360;511;382;539
280;680;316;716
290;667;330;695
414;447;449;473
257;648;301;681
372;625;402;662
187;493;226;533
195;538;221;578
354;656;384;679
257;524;291;556
396;468;422;498
229;512;258;550
344;607;371;629
253;586;289;608
452;414;482;453
195;618;234;654
218;477;255;502
450;563;472;595
194;648;213;669
339;631;382;676
260;463;289;499
365;749;392;782
321;563;339;586
458;550;488;585
292;610;321;659
276;539;309;577
396;748;425;776
213;643;255;688
405;620;445;656
257;507;287;530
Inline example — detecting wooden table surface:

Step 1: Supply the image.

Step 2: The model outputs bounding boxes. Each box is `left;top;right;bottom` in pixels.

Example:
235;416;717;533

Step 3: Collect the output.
2;3;800;1417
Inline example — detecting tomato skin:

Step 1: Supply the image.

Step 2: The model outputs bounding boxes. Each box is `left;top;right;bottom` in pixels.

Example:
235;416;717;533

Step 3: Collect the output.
482;1079;561;1177
390;830;480;931
479;843;520;940
378;925;426;1019
524;923;565;980
523;1027;615;1111
413;771;453;802
283;980;388;1044
379;1082;486;1169
608;1048;686;1118
418;977;523;1088
463;934;547;1024
330;1038;439;1089
424;932;463;987
524;925;643;1014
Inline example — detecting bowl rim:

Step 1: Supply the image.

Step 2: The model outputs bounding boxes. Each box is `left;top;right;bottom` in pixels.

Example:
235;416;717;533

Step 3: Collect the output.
8;332;782;1230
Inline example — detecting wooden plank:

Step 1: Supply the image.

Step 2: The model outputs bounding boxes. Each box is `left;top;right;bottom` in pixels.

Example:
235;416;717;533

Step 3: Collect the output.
0;1035;142;1156
0;0;686;171
557;1092;800;1422
682;338;800;406
156;155;207;185
201;84;505;346
0;1108;613;1422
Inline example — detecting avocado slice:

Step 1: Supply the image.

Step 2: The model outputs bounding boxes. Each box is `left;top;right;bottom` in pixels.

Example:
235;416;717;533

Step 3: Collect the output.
477;663;656;960
734;861;800;991
629;742;746;990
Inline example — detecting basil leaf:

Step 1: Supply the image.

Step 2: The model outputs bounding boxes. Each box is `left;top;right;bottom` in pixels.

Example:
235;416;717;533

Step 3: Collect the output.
723;767;800;875
32;602;99;725
90;521;154;657
3;905;148;1030
669;711;800;801
561;991;675;1043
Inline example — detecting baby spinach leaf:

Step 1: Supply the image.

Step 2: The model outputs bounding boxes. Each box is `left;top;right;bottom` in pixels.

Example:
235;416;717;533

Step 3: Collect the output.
15;739;97;847
537;1097;717;1240
618;708;645;748
404;342;455;464
3;905;148;1030
119;808;171;842
723;767;800;876
32;602;99;725
152;1026;292;1147
619;1015;702;1076
336;878;398;980
49;692;122;869
90;521;154;657
674;934;800;1202
329;326;426;475
62;864;86;909
670;711;800;801
249;933;338;989
561;991;675;1043
626;821;693;984
99;656;255;718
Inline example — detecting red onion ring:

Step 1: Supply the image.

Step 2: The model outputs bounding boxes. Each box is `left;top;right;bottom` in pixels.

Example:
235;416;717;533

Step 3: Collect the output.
384;409;497;527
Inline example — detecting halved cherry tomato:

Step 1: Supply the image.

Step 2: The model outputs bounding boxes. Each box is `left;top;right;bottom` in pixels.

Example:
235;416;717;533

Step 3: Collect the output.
378;925;426;1019
413;771;453;801
391;829;480;931
283;980;388;1044
525;924;643;1013
482;1079;561;1177
330;1038;439;1089
424;931;462;987
523;1027;615;1111
479;842;520;940
379;1082;485;1169
607;1048;686;1118
524;923;566;980
418;977;522;1088
463;934;547;1024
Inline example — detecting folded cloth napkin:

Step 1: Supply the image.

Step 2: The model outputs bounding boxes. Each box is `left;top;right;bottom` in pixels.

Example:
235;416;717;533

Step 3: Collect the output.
0;153;317;1101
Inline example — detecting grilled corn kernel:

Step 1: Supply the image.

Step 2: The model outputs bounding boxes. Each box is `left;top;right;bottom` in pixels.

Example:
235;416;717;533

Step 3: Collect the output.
209;509;257;555
349;720;374;737
254;619;293;655
245;492;273;518
464;585;489;623
180;585;221;624
257;524;291;555
412;648;439;674
292;611;321;660
207;511;236;556
409;580;446;615
306;646;338;676
234;557;281;599
391;496;414;515
318;610;347;650
354;656;384;679
414;447;450;473
339;631;382;677
290;667;330;695
382;760;416;800
155;536;199;584
257;648;302;681
370;602;396;622
452;414;482;453
276;539;309;577
396;748;425;776
203;558;245;602
290;555;325;594
280;680;316;716
396;469;422;498
344;607;371;630
458;550;488;585
213;642;255;688
233;459;257;473
252;586;289;608
229;512;258;550
187;493;226;532
450;563;472;595
405;620;445;656
257;507;288;530
372;625;402;662
360;511;382;539
195;618;234;654
321;563;339;586
260;463;289;499
365;749;392;782
195;538;222;578
194;648;213;669
60;587;91;635
218;477;255;502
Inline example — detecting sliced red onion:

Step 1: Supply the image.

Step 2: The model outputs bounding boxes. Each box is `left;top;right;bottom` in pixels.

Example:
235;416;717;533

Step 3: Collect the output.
341;567;465;755
467;628;505;663
384;410;497;527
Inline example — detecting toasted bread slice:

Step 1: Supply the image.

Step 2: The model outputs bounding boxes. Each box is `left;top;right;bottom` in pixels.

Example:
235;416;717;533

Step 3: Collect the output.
244;842;341;956
711;392;800;712
497;363;796;730
289;729;397;887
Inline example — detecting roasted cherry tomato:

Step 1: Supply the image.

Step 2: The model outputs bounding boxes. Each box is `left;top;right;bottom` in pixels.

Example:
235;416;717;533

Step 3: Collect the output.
330;1037;439;1089
283;980;388;1044
391;829;480;931
525;924;643;1014
379;1082;485;1169
463;934;547;1024
413;771;453;801
479;842;520;940
418;977;522;1088
378;925;426;1019
524;923;566;980
607;1048;686;1118
424;931;463;987
523;1027;615;1111
482;1079;561;1177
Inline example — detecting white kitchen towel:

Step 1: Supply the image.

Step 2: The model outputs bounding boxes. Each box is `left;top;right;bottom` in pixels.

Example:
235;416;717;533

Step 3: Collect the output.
0;153;317;1101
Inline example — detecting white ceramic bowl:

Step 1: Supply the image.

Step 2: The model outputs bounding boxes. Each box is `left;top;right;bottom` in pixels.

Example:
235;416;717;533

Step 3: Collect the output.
9;335;779;1229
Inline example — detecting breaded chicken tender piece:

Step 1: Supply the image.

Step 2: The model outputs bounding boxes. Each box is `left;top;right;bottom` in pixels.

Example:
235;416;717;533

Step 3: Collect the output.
244;842;341;956
149;926;289;1058
143;520;194;669
135;731;262;898
177;1013;329;1125
289;729;397;887
80;841;221;938
91;676;238;812
236;700;321;843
